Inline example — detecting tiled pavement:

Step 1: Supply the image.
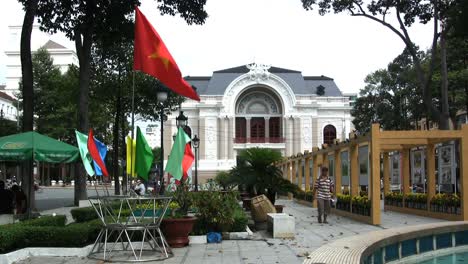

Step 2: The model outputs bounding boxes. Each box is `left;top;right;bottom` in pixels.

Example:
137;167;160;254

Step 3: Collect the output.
15;199;446;264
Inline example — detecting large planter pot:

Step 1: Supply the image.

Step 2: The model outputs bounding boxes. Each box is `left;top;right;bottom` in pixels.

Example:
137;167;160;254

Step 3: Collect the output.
161;216;197;248
274;205;284;213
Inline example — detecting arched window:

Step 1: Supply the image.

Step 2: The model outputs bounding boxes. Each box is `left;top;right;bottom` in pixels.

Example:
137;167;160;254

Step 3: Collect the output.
323;125;336;145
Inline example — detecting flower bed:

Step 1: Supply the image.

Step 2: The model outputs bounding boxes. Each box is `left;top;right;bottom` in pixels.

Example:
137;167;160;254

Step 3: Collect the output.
430;193;461;215
335;194;351;212
404;193;428;210
351;195;371;216
384;192;403;207
294;190;314;202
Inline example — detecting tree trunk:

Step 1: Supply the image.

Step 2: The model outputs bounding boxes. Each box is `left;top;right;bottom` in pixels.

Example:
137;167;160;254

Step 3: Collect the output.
73;29;93;205
439;28;450;130
113;85;121;195
121;105;127;195
20;0;38;218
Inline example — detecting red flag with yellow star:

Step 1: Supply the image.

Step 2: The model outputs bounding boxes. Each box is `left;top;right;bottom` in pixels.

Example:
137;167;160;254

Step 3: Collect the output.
133;7;200;101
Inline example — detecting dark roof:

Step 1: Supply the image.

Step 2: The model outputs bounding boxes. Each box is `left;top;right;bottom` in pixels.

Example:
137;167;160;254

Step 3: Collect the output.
184;64;343;97
42;40;67;50
0;91;15;101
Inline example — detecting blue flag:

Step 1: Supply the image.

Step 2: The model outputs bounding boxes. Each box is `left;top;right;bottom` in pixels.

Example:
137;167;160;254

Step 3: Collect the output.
92;138;108;176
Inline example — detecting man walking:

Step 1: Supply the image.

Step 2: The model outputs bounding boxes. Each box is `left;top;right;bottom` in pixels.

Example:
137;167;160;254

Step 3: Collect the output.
313;167;333;223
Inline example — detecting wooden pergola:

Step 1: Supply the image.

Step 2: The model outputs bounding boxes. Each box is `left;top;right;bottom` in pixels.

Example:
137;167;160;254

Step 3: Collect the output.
277;124;468;225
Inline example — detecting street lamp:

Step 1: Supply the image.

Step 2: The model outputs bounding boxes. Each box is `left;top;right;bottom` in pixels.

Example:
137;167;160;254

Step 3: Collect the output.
157;91;168;194
176;111;188;128
192;135;200;191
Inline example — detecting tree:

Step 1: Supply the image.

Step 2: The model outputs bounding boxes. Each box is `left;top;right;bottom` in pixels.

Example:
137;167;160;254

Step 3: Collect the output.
301;0;462;129
231;148;299;204
32;0;208;204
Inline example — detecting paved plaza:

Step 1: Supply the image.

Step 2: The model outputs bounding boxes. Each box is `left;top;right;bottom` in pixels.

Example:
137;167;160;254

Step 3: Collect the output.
15;198;447;264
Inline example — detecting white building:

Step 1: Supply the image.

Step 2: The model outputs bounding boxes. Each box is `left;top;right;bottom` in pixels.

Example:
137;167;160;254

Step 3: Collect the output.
0;90;18;122
3;25;78;98
162;63;355;182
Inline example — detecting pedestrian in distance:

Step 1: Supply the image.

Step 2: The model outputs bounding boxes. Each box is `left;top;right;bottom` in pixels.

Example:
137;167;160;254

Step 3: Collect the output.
313;167;334;224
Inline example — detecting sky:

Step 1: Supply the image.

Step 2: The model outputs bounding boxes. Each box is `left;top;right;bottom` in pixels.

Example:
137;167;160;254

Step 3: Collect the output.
0;0;435;94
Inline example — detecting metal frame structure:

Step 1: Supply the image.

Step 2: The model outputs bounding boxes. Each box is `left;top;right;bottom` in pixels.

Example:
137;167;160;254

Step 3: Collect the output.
87;195;173;262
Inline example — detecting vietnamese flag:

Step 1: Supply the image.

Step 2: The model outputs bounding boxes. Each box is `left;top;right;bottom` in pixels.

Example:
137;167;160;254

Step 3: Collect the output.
133;7;200;101
165;127;194;181
87;129;109;178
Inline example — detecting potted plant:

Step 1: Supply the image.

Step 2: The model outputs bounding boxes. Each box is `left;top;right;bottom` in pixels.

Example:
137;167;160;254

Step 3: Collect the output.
161;179;197;248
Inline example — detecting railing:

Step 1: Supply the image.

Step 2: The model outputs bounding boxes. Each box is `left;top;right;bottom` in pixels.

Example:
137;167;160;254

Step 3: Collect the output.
233;137;285;143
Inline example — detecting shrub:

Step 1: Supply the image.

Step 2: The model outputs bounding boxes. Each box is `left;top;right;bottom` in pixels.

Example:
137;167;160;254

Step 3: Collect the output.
231;206;248;232
71;207;99;223
21;215;67;227
0;218;102;253
191;191;242;234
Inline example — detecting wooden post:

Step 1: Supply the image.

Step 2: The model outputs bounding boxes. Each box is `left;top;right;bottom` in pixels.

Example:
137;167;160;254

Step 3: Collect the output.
334;149;342;195
402;148;411;204
287;160;293;199
460;125;468;220
350;143;359;197
305;156;311;191
370;124;381;225
426;144;436;210
298;158;303;190
291;160;297;187
383;152;390;195
312;153;321;208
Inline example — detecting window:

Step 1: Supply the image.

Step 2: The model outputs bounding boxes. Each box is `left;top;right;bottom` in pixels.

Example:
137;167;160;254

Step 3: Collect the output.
235;117;246;143
323;125;336;145
269;117;281;138
250;117;265;142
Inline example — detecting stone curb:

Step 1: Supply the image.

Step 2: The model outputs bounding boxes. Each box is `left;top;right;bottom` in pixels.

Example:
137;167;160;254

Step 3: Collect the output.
0;245;93;264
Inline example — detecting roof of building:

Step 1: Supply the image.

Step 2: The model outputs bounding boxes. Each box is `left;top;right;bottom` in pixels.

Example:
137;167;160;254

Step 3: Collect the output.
0;91;15;102
185;64;343;97
42;40;67;50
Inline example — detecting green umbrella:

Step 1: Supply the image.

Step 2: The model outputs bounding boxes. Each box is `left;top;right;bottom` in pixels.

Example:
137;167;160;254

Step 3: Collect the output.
0;131;79;163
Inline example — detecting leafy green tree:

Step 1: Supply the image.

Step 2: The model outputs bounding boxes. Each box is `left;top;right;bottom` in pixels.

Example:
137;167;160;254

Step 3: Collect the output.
231;148;299;204
0;115;18;137
301;0;464;129
29;0;208;204
214;171;236;191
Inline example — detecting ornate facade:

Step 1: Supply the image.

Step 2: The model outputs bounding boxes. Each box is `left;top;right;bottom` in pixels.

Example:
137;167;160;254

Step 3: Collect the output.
164;63;355;181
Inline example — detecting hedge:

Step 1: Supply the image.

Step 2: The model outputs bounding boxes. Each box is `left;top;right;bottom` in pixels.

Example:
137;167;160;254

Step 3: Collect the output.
20;215;67;227
0;218;102;253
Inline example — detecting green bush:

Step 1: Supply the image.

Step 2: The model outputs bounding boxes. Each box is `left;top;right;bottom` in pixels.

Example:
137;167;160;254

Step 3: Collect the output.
191;191;244;234
0;218;102;253
71;207;99;223
21;215;67;227
231;207;248;232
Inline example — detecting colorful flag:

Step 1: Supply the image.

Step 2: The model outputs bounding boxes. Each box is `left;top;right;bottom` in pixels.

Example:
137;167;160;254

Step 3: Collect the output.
75;130;95;176
87;129;109;177
135;127;154;180
133;6;200;101
126;136;136;177
165;127;193;181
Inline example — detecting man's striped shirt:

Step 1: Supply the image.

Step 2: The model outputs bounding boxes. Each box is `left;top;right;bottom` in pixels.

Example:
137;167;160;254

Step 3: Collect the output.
315;178;332;200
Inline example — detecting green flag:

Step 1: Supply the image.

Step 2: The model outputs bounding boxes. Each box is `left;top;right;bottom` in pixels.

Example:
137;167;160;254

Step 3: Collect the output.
135;126;154;180
165;127;191;180
75;130;95;176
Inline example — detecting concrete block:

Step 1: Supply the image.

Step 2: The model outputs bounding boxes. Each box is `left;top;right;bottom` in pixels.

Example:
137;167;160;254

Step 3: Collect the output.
267;213;295;238
78;200;92;208
189;235;207;244
0;215;14;225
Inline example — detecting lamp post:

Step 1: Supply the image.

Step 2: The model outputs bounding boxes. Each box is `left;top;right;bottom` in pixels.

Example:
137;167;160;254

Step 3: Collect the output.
192;135;200;191
157;91;168;194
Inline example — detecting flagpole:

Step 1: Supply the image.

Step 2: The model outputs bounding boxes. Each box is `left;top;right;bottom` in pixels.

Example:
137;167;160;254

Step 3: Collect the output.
130;70;136;194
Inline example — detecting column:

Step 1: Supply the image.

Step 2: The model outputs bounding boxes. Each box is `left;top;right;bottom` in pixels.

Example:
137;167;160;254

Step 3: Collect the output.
218;117;226;159
312;153;321;208
460;125;468;220
426;144;435;210
265;117;270;143
334;149;342;195
350;143;359;197
293;117;301;154
291;160;297;187
228;117;234;159
246;117;251;142
298;158;303;190
383;152;390;195
305;156;311;191
199;118;206;159
402;148;410;197
370;124;381;225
